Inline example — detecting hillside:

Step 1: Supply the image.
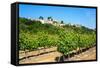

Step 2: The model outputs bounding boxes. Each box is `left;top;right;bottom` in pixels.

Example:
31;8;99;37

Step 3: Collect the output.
19;17;96;64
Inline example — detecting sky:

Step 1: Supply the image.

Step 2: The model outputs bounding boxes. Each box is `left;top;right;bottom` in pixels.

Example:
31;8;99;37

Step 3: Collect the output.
19;4;96;29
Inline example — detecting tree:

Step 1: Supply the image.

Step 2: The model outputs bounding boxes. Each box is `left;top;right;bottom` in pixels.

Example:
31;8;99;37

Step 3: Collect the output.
61;20;64;24
39;16;43;20
47;16;53;21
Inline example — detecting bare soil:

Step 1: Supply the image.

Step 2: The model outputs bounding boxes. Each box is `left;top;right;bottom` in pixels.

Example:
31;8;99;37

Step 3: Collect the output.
19;47;62;64
19;46;96;64
68;46;96;61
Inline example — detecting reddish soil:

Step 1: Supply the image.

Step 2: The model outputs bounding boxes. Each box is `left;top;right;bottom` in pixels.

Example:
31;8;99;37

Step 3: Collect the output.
68;46;96;61
19;46;96;64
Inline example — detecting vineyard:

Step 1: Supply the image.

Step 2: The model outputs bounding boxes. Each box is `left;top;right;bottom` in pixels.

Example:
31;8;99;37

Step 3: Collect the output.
19;17;96;64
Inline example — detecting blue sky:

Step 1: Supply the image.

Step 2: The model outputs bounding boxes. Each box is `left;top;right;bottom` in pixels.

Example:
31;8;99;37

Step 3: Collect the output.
19;4;96;29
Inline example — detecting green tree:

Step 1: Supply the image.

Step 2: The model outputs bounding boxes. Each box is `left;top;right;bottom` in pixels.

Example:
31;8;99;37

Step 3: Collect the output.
61;20;64;24
47;16;53;21
39;16;44;20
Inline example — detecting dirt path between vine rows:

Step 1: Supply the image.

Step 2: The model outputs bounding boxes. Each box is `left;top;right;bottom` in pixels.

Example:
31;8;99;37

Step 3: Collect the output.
68;46;96;61
19;47;62;64
19;46;96;64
